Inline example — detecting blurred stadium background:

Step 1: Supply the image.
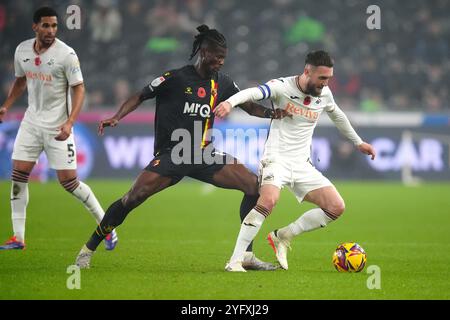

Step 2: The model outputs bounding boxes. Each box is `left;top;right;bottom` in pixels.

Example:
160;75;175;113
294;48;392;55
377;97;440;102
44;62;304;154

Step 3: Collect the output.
0;0;449;183
1;0;450;301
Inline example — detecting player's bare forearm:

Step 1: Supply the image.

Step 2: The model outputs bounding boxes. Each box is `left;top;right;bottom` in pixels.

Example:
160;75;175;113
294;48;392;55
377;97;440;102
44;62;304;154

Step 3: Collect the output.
238;101;267;118
68;83;85;125
54;83;84;141
98;92;142;135
0;77;27;123
1;77;27;110
238;101;291;119
113;92;143;121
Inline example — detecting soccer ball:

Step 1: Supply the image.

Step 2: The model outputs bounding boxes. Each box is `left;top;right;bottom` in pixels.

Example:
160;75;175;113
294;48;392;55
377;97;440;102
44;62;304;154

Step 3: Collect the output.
332;242;367;272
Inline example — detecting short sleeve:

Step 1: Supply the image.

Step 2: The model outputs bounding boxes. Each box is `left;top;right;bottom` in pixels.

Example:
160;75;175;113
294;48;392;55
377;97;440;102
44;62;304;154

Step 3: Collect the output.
220;76;240;101
64;51;83;86
140;71;173;101
14;47;25;77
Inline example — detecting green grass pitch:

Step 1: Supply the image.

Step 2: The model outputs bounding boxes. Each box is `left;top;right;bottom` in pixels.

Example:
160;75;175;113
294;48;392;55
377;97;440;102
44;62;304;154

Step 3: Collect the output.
0;180;449;300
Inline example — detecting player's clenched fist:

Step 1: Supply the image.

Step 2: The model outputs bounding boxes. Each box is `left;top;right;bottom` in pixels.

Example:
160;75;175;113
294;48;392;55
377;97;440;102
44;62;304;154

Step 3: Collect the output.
98;117;119;136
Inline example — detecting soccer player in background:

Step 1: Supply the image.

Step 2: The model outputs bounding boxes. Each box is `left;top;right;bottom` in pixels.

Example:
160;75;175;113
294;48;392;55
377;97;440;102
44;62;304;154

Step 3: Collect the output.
75;25;288;270
215;50;376;271
0;7;118;250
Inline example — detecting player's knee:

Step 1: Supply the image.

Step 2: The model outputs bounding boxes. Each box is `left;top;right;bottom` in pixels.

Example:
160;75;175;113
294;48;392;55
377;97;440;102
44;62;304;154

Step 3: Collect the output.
328;200;345;217
337;200;346;216
257;195;278;212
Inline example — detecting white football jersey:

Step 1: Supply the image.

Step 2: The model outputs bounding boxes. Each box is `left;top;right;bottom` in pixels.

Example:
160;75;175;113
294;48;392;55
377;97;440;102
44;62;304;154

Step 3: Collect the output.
14;38;83;131
259;76;336;162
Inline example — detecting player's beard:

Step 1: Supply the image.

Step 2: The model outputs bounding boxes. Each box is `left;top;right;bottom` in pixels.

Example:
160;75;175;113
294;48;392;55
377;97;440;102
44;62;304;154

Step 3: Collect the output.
39;34;55;47
305;81;322;97
208;62;221;75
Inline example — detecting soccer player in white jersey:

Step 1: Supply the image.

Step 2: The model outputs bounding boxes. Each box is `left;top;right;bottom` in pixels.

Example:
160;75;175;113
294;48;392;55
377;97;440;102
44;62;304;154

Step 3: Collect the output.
0;7;118;250
215;50;376;271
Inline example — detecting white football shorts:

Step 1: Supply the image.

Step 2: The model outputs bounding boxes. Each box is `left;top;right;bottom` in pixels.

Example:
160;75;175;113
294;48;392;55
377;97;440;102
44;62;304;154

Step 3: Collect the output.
12;121;77;170
258;157;333;202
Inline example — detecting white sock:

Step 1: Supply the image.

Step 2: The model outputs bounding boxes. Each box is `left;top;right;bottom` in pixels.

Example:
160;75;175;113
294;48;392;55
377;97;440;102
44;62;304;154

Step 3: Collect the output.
278;208;335;242
71;181;105;224
11;181;29;243
229;208;267;264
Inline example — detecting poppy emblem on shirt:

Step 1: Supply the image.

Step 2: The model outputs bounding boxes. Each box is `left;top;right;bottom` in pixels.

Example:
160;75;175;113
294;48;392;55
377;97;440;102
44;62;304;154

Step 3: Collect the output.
303;96;311;105
35;57;41;66
197;87;206;98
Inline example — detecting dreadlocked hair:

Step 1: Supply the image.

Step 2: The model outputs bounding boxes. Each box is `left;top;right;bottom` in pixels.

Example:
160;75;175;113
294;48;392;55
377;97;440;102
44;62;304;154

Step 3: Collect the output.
189;24;227;60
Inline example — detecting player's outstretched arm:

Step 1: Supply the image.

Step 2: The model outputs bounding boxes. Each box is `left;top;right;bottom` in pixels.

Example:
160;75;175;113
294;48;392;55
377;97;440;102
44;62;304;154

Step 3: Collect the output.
215;87;266;119
0;76;27;123
327;105;376;160
98;92;143;136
